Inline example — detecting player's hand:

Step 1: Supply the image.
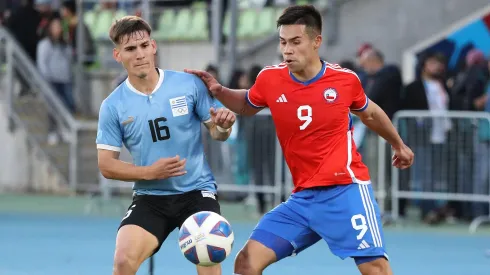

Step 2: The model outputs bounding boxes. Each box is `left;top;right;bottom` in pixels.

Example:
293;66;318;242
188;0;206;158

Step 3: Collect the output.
392;144;414;169
184;69;223;97
146;155;187;180
210;107;235;130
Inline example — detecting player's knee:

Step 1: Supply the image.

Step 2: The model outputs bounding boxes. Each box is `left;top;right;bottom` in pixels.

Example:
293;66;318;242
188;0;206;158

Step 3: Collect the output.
234;249;251;274
358;257;392;275
113;250;139;275
234;248;258;275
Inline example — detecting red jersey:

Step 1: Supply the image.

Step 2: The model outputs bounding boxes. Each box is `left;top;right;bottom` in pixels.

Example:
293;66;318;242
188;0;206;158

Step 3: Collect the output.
246;61;371;193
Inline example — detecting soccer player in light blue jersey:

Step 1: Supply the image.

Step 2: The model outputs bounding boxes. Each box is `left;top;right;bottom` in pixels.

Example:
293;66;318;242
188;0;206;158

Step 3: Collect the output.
96;16;236;275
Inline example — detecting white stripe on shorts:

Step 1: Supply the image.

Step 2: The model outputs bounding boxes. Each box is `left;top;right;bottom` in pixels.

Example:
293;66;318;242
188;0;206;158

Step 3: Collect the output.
358;184;382;247
363;185;383;247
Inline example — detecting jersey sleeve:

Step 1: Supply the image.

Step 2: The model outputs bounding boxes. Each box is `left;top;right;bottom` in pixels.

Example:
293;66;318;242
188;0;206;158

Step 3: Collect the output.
246;71;267;108
193;75;215;123
350;74;369;112
96;100;123;152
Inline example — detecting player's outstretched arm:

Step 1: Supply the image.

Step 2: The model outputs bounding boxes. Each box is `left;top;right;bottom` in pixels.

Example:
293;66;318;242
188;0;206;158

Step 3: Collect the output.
184;69;262;116
204;107;236;141
351;99;414;169
98;150;187;181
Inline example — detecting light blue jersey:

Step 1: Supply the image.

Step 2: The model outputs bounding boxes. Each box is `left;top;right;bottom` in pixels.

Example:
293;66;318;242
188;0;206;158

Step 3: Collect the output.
96;68;217;195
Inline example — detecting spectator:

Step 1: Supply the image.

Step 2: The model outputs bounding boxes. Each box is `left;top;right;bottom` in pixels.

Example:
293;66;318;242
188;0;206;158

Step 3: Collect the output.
37;16;74;145
402;52;451;224
446;49;489;220
450;49;489;111
355;42;373;87
5;0;43;62
359;48;402;119
338;59;357;72
228;69;249;90
60;0;95;65
205;64;220;82
472;56;490;219
5;0;50;96
36;0;55;39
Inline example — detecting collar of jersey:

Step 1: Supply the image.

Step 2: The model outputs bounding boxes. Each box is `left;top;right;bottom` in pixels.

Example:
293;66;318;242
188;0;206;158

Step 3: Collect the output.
125;68;165;96
289;60;327;86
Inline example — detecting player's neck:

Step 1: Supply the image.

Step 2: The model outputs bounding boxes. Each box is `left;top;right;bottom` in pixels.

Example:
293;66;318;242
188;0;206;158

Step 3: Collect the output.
127;68;160;95
292;59;323;82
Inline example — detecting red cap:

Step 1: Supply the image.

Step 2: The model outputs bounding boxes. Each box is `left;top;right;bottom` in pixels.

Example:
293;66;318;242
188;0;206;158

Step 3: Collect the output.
356;43;373;57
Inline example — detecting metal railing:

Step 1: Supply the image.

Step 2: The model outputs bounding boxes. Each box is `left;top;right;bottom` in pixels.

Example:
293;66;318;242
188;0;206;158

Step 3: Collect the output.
381;110;490;232
0;27;98;192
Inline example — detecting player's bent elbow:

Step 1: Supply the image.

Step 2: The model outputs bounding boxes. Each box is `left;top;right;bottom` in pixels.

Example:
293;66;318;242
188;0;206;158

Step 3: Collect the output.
98;160;116;180
99;166;114;180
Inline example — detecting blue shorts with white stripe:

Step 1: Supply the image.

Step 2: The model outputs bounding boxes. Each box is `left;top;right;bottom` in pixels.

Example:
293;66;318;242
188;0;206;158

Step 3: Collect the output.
250;183;388;264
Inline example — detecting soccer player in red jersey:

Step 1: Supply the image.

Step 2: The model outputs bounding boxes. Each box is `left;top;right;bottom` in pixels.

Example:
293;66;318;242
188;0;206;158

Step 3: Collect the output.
186;5;413;275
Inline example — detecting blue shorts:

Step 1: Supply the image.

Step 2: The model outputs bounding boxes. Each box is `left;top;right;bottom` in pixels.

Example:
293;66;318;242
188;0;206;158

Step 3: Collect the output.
250;183;388;265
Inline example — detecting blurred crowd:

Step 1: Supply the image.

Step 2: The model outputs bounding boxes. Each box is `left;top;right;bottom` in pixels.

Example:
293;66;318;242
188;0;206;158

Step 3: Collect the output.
1;0;95;145
2;1;490;223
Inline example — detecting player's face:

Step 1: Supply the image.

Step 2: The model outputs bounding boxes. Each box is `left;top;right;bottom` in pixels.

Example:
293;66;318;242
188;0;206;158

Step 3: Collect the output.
113;31;157;79
279;25;321;73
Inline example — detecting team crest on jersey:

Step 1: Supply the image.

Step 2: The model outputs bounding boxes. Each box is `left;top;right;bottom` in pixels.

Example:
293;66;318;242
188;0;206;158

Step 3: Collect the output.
323;88;338;103
169;96;189;117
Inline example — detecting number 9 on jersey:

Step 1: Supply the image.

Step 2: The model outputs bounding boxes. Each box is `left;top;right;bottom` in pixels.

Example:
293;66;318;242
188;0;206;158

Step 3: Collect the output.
297;105;312;130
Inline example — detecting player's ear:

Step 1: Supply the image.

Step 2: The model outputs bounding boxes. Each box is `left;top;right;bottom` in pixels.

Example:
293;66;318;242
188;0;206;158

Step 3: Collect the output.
113;48;121;63
151;39;157;55
313;35;322;50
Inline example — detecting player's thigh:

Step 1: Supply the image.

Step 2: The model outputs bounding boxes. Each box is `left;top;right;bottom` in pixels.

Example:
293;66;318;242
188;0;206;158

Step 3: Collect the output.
247;193;321;263
357;257;392;275
116;196;176;263
310;184;388;262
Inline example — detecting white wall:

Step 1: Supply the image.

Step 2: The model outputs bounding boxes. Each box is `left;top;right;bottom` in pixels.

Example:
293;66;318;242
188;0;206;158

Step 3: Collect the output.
0;101;30;191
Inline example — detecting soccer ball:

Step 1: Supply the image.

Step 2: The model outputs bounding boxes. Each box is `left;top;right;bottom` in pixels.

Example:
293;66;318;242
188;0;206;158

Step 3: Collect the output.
178;211;234;266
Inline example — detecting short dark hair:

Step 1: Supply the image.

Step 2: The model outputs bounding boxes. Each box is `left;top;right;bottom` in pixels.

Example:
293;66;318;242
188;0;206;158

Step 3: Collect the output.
62;1;76;15
277;5;322;36
109;16;152;45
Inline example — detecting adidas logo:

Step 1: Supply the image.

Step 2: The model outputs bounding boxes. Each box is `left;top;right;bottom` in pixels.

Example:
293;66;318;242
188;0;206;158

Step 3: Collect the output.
276;94;287;103
357;240;370;250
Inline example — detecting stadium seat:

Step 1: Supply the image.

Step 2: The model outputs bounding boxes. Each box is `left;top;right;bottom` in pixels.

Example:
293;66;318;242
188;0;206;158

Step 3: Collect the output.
113;10;128;21
276;7;284;19
84;11;97;37
222;11;232;37
154;9;176;40
295;0;310;4
168;8;193;40
255;8;276;36
187;6;209;40
93;10;114;39
236;9;258;39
